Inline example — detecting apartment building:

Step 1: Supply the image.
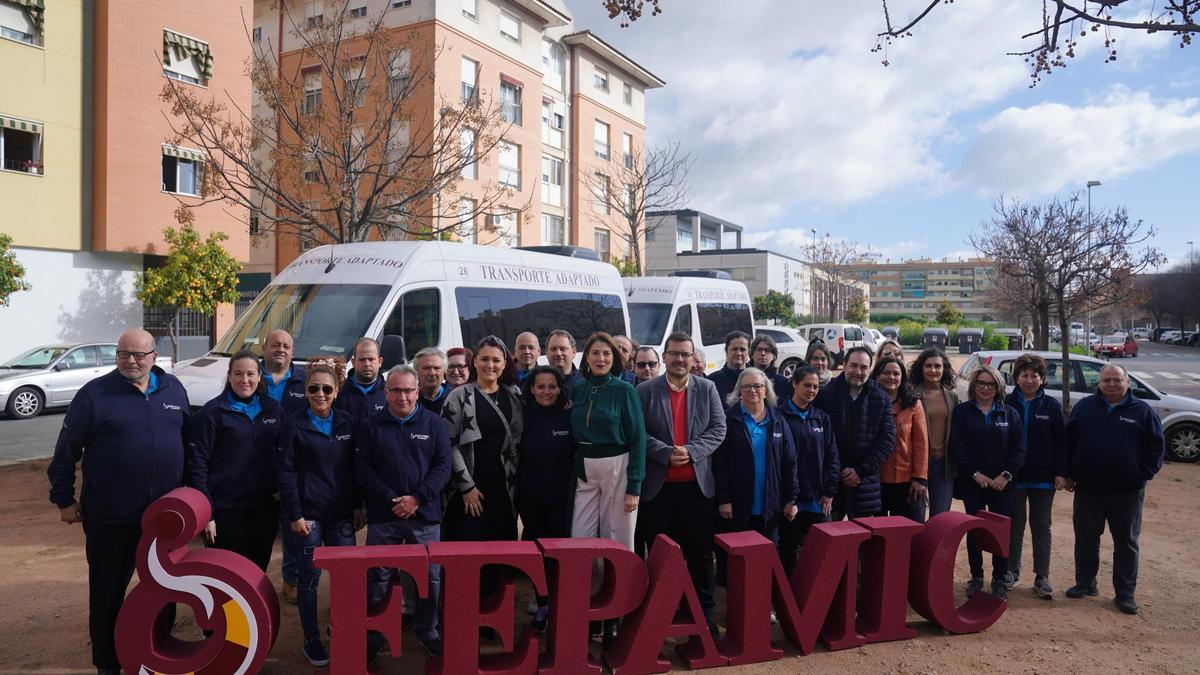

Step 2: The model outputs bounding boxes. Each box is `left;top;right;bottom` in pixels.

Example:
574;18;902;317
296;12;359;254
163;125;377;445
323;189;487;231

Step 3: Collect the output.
845;258;997;321
643;209;869;320
0;0;252;360
255;0;664;272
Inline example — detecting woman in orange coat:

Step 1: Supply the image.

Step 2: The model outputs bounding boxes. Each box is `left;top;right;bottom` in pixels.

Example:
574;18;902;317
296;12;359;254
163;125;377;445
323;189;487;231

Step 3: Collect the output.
870;356;928;522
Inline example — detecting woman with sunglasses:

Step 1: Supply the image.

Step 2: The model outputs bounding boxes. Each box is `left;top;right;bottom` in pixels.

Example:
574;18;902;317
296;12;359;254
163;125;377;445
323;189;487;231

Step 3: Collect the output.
445;347;473;389
805;341;833;385
950;364;1026;601
277;358;361;667
187;349;284;572
870;356;928;522
713;368;799;539
441;336;523;621
569;332;647;650
517;364;574;632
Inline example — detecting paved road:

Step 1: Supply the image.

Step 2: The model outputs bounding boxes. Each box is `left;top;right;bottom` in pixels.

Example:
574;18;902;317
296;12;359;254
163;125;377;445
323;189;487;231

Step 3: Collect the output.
4;341;1200;465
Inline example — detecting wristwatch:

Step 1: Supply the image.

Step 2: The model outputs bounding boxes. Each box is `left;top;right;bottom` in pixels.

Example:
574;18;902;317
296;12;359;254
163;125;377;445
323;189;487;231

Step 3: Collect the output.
1000;471;1013;481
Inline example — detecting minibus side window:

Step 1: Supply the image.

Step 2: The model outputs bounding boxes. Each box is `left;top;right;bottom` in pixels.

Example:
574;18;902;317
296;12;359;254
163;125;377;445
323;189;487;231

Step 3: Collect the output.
672;304;692;337
382;288;440;357
697;302;752;346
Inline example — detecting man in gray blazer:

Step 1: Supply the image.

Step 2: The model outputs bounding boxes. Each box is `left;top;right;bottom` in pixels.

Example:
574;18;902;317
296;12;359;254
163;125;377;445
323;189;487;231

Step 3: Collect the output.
637;330;728;638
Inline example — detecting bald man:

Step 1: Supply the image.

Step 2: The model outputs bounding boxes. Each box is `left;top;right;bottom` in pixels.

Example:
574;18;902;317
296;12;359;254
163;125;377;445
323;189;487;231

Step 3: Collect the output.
48;329;191;674
262;329;308;417
514;332;541;383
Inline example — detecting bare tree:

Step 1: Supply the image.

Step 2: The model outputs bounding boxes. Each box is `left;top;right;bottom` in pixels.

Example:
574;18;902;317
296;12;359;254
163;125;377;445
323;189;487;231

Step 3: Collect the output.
875;0;1199;85
584;141;692;273
160;0;520;251
801;236;862;322
973;195;1162;408
973;199;1058;349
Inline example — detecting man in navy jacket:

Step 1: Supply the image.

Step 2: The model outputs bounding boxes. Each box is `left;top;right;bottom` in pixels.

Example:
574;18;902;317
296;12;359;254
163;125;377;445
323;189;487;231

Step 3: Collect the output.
813;346;895;519
47;329;190;675
357;365;451;659
336;337;388;424
261;328;307;601
1065;363;1164;615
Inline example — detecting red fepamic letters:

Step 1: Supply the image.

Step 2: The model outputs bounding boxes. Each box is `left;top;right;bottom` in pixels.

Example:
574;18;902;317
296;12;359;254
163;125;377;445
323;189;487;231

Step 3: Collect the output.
116;488;1010;674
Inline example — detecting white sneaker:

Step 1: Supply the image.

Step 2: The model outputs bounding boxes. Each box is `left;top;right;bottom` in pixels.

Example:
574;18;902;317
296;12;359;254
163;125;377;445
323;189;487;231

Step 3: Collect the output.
526;598;539;615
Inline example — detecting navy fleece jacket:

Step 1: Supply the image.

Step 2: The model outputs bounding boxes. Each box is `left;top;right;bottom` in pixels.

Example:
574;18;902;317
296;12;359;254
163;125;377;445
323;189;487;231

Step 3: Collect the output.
1004;389;1067;484
48;367;190;525
517;402;575;509
1066;391;1164;494
186;390;284;511
334;370;388;425
948;400;1026;485
706;365;743;406
355;405;451;524
778;401;840;502
713;405;799;530
277;408;360;523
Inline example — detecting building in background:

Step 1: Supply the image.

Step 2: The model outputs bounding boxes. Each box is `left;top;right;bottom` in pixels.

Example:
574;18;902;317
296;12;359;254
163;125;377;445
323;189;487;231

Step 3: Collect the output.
843;257;996;321
0;0;252;361
254;0;664;272
643;209;867;320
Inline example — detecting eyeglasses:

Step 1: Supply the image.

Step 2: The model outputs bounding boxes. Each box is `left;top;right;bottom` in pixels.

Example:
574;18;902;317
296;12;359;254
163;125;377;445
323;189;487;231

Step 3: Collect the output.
307;384;335;395
447;364;468;371
664;350;693;359
974;380;997;389
117;350;156;360
387;386;419;395
740;383;766;391
754;347;776;355
635;361;659;369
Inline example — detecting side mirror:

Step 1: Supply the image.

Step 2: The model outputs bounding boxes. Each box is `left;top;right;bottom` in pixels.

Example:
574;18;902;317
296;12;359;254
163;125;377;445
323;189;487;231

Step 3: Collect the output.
55;362;71;371
380;334;407;367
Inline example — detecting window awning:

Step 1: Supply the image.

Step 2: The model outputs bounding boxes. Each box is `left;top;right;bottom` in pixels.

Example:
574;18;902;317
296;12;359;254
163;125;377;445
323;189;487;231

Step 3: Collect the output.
0;114;41;134
12;0;44;32
163;29;214;80
162;144;205;162
500;73;524;88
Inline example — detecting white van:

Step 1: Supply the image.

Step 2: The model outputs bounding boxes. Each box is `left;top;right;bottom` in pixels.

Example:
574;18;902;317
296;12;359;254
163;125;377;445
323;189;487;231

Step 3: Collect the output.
623;275;754;372
795;323;867;367
173;242;629;407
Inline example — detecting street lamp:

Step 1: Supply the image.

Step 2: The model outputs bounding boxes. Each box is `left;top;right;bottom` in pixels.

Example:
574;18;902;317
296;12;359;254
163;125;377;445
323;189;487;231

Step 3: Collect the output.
1086;180;1101;345
809;227;817;319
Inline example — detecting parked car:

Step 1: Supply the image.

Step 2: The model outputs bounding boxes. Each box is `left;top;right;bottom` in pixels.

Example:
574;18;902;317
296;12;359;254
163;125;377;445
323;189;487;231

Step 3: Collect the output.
754;325;810;379
1177;331;1199;346
1188;332;1200;348
1165;331;1194;346
0;343;174;419
1095;334;1138;358
795;323;867;368
957;350;1200;463
1131;328;1151;340
1159;330;1182;344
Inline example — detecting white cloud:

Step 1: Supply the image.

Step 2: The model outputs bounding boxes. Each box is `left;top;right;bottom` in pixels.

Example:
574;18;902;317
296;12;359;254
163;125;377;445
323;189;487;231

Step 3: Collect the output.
960;87;1200;196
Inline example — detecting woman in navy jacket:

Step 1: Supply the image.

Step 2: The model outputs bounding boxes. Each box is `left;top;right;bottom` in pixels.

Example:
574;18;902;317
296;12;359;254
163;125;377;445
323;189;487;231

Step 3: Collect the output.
714;368;799;539
187;349;285;572
776;365;838;575
277;357;362;666
949;364;1026;601
517;364;575;632
1002;354;1066;599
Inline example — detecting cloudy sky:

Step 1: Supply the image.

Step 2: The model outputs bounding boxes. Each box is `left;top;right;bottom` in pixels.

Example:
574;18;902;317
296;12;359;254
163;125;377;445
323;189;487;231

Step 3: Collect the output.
568;1;1200;266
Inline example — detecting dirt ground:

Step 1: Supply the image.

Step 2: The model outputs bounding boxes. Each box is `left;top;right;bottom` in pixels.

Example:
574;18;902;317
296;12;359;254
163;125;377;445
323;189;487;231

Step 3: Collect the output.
4;456;1199;674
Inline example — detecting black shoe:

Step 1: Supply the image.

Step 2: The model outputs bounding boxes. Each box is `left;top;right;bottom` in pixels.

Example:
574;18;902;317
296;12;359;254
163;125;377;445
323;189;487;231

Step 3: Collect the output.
420;636;444;657
965;577;983;599
1116;597;1139;615
602;619;619;651
990;580;1009;602
1066;584;1099;598
366;629;385;665
707;618;720;641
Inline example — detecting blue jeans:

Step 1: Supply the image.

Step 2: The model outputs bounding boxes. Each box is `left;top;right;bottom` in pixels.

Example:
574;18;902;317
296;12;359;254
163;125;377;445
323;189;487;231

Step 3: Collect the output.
280;512;300;585
366;519;441;645
927;457;955;517
291;518;357;641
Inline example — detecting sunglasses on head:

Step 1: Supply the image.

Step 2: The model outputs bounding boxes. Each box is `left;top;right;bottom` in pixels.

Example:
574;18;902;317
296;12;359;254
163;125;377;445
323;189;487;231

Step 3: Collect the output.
307;384;335;395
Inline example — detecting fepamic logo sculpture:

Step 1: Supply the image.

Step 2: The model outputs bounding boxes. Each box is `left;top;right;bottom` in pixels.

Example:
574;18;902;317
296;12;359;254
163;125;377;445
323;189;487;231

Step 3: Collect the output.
116;488;1010;674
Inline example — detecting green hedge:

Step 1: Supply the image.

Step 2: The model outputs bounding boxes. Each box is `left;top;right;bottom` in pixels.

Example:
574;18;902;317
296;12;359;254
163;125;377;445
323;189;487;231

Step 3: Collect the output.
868;317;1005;348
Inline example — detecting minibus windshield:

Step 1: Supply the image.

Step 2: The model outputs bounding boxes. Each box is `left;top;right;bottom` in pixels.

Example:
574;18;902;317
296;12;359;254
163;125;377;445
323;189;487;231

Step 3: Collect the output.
628;303;672;346
213;284;391;359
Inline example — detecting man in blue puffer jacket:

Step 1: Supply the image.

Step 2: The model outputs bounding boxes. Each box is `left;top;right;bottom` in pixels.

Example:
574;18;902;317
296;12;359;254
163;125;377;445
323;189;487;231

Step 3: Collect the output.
813;347;895;519
1065;363;1164;615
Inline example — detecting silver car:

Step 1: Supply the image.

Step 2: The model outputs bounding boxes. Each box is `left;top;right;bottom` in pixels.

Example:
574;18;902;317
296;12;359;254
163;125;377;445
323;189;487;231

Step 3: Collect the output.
0;343;172;419
957;350;1200;463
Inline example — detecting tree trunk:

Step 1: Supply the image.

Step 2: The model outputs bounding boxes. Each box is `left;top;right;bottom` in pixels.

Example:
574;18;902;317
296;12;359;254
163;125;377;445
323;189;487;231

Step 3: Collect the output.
1037;306;1052;350
168;308;180;365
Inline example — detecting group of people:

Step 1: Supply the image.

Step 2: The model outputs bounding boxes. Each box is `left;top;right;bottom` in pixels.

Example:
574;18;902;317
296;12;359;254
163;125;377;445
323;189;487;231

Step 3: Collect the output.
46;321;1165;674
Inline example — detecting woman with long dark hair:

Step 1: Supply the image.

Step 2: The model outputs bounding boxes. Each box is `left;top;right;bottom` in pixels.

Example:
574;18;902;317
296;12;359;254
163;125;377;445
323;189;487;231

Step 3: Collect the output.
870;356;928;522
909;347;959;517
187;349;284;571
277;357;360;666
517;364;574;632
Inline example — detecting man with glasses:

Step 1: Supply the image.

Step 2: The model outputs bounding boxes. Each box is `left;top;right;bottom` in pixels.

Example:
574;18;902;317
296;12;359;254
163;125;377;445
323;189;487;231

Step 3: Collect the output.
47;329;191;675
357;365;451;661
750;333;793;403
634;346;661;384
813;346;895;520
546;329;582;389
335;337;387;425
636;331;727;639
414;347;450;415
1064;363;1164;615
513;332;541;383
707;331;752;405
